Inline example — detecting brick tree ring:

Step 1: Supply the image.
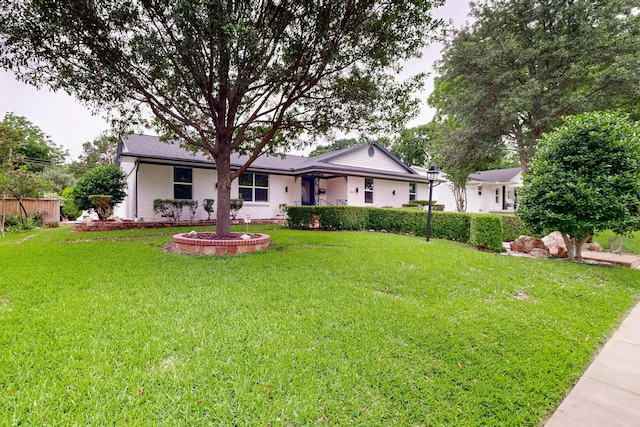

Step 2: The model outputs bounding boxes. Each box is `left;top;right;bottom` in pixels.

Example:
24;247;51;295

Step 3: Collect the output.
172;232;270;255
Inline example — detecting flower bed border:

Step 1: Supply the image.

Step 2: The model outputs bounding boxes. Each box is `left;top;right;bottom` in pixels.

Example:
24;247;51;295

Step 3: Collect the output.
173;232;271;256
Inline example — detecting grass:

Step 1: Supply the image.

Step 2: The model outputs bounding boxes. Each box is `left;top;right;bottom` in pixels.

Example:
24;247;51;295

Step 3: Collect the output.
593;230;640;254
1;225;639;425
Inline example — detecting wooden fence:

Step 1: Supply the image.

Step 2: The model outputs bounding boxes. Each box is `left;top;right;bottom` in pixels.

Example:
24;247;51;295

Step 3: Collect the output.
1;198;61;224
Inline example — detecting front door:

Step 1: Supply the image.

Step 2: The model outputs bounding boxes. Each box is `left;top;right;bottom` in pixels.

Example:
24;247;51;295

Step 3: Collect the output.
301;177;315;206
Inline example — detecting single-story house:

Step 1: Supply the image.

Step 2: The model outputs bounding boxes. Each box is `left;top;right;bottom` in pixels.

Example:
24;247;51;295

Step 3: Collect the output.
465;167;522;213
114;134;436;221
411;166;522;213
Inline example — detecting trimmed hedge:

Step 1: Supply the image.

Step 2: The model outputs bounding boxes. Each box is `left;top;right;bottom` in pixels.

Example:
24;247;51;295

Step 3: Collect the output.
287;206;532;251
469;214;504;251
501;215;534;241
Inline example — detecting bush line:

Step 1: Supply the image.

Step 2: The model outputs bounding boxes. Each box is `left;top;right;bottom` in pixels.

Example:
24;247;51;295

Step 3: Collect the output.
286;206;530;251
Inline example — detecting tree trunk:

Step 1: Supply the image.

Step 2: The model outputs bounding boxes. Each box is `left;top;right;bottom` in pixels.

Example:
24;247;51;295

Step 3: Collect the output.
574;234;591;262
561;233;576;261
609;236;616;253
215;156;233;237
617;235;626;253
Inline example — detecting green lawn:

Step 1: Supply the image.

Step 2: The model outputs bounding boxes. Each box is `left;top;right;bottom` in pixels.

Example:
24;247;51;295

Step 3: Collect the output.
1;225;639;426
593;230;640;254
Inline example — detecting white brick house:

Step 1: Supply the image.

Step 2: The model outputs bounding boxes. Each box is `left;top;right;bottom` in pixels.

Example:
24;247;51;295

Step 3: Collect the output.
115;134;434;221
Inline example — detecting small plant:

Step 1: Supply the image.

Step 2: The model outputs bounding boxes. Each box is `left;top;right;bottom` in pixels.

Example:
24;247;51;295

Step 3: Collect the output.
203;199;215;220
153;199;184;222
88;195;113;221
230;198;243;220
184;200;198;221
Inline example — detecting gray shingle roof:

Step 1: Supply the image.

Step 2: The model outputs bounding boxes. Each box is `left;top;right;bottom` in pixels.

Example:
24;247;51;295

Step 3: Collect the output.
468;167;522;183
117;134;429;182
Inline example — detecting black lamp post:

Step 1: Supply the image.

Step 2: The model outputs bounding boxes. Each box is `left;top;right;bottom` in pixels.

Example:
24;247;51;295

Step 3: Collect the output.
425;168;440;242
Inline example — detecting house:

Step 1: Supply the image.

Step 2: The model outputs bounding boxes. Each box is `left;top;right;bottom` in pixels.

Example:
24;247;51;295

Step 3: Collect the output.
411;166;523;213
114;134;435;221
465;167;522;213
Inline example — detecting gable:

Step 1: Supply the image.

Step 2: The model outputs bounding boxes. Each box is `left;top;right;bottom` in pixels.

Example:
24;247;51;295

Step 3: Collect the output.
323;145;408;174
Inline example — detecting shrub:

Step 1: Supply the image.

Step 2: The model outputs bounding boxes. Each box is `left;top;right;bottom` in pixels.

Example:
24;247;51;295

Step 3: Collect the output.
429;211;470;242
184;200;198;221
501;215;533;241
286;206;316;229
469;214;504;251
88;195;113;221
230;199;243;219
203;199;215;220
72;165;127;214
60;187;81;220
153;199;184;222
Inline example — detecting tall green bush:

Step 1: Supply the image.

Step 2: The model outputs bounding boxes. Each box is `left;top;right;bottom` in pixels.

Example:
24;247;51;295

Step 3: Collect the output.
72;165;127;215
469;215;504;251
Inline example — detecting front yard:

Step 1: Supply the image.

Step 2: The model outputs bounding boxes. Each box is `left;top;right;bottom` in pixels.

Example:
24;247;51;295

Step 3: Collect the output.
1;225;639;425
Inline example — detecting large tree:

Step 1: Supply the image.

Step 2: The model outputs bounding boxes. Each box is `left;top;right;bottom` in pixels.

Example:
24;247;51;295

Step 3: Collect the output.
69;133;119;178
0;0;443;236
0;113;68;172
430;0;640;173
517;111;640;262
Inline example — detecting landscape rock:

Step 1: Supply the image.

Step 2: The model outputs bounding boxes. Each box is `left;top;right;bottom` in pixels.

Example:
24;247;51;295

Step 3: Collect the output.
529;248;551;258
543;231;567;258
510;235;548;253
588;242;604;252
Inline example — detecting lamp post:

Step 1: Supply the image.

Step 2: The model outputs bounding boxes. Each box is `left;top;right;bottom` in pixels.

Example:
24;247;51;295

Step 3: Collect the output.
425;168;440;242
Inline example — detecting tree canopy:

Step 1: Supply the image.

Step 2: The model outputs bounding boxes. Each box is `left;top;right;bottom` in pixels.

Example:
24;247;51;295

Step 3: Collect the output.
0;113;68;172
516;111;640;261
69;133;119;178
430;0;640;173
309;138;360;157
0;0;444;235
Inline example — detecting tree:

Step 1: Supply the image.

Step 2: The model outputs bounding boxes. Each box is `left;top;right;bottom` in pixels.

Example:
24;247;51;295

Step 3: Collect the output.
309;138;360;157
430;0;640;173
0;0;443;236
390;123;436;167
0;113;68;172
516;111;640;262
72;165;127;218
69;133;119;178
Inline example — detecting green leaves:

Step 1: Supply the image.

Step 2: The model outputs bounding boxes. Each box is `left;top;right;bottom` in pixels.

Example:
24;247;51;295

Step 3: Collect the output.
72;164;127;212
517;111;640;241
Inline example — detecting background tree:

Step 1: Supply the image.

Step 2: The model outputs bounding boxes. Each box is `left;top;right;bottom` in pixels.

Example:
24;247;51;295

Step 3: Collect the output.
430;0;640;173
0;113;68;172
69;133;119;178
72;165;127;218
309;138;360;157
516;111;640;262
0;0;443;236
390;123;437;167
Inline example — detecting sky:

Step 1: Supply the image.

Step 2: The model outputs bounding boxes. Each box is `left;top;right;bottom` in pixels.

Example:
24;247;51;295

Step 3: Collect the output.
0;1;472;161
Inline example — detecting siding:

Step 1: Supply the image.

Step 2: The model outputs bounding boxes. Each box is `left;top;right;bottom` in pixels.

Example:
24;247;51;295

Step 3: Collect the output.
326;145;408;173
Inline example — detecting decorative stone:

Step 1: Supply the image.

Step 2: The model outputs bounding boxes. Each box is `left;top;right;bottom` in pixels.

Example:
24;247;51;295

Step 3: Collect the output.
510;235;548;253
529;248;551;258
543;231;567;258
588;242;604;252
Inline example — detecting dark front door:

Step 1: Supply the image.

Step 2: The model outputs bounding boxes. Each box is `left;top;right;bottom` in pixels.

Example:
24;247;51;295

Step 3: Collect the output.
301;177;315;206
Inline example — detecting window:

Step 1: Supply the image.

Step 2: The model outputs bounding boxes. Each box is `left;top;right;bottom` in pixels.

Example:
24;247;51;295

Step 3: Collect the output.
364;178;374;204
409;183;416;201
174;167;192;199
495;188;500;204
478;185;483;196
239;172;269;202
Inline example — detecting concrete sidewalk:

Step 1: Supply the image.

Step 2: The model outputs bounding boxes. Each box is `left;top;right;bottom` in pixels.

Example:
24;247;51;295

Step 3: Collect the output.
545;302;640;426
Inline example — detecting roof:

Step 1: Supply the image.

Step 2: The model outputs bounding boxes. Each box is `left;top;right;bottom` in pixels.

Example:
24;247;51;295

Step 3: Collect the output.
117;134;429;182
468;167;522;184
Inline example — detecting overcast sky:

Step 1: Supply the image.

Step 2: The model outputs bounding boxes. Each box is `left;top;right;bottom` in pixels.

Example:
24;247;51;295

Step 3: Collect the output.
0;1;471;161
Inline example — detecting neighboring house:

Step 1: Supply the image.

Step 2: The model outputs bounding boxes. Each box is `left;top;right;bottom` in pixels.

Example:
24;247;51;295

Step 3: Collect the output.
114;134;434;221
465;167;522;213
412;166;523;213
